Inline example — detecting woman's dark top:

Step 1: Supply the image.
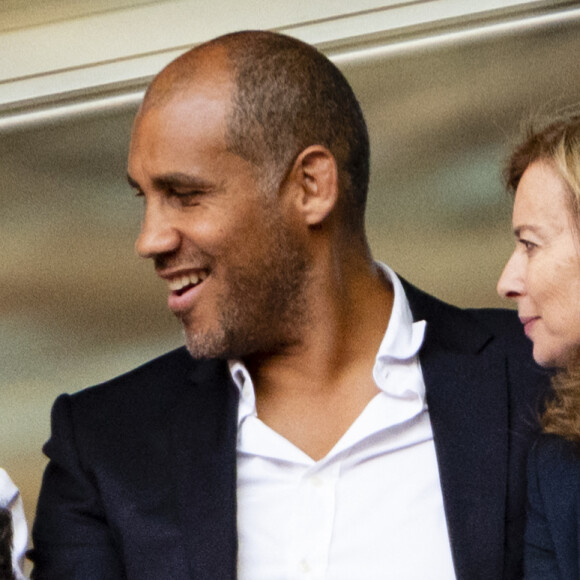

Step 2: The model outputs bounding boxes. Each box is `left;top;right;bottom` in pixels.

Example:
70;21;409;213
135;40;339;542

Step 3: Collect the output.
525;433;580;579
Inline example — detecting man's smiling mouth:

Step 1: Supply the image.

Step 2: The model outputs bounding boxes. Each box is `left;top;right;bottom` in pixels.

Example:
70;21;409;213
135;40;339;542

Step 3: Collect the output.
168;271;209;296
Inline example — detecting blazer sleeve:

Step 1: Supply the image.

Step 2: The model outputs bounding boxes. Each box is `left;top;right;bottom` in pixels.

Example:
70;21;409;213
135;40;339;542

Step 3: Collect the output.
524;441;560;579
30;394;126;580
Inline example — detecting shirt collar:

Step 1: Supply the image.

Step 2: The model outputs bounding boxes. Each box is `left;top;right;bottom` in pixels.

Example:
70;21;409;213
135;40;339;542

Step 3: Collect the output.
375;263;426;363
372;262;426;401
229;262;427;424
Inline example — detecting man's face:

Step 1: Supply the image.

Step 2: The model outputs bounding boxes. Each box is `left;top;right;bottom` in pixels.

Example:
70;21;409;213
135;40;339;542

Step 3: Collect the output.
127;81;310;359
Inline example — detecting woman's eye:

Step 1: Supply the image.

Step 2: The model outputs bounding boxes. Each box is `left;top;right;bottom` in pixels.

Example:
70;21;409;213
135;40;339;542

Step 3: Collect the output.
519;239;537;252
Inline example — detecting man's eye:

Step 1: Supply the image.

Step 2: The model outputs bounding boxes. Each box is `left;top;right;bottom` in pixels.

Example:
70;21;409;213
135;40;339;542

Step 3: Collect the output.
168;189;202;206
168;187;199;197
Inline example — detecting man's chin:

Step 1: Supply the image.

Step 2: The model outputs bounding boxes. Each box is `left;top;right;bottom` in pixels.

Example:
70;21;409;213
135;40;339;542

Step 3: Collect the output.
183;327;229;361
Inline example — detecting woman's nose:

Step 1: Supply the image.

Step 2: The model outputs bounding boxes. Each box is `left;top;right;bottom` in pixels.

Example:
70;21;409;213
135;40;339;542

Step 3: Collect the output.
497;251;524;299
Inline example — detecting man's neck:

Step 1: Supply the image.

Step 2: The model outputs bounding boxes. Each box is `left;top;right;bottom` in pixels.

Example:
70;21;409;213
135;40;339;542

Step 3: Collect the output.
243;261;394;460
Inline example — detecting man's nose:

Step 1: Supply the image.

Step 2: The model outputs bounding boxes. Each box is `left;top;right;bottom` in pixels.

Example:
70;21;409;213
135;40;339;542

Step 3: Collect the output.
497;252;524;300
135;204;180;259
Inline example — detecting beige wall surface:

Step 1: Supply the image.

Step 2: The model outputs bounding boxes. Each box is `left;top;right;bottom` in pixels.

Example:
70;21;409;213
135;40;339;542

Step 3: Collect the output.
0;0;570;111
1;1;580;570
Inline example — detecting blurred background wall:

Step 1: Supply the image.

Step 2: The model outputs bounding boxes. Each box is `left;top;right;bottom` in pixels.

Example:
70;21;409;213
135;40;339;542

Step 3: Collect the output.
1;0;580;567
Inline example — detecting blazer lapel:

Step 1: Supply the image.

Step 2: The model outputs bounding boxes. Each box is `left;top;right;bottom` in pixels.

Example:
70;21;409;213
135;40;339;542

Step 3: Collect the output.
171;358;239;580
403;279;509;580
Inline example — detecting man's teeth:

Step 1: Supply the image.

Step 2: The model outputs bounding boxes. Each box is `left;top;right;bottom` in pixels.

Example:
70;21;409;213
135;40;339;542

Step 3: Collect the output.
168;272;207;292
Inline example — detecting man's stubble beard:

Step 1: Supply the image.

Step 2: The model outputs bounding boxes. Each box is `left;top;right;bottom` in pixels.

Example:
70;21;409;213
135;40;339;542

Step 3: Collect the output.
181;222;311;361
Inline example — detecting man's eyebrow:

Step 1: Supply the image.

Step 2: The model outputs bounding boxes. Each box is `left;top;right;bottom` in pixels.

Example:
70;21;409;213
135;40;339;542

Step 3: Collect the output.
152;173;215;191
127;172;216;191
126;172;220;194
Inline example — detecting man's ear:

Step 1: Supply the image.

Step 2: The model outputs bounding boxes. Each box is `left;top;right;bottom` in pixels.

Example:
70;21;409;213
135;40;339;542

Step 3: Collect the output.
289;145;339;226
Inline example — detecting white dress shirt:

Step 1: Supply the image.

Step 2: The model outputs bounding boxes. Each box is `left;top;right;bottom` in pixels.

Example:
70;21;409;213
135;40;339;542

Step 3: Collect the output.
231;264;456;579
0;468;28;580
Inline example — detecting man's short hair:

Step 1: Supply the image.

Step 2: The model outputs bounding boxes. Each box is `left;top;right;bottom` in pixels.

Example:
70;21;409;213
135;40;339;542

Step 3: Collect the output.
216;31;370;234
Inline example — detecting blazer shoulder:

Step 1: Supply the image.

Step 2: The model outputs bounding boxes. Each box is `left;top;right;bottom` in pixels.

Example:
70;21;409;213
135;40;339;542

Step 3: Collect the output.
64;347;230;414
465;307;522;337
465;309;550;402
400;276;527;353
49;348;235;458
466;307;535;353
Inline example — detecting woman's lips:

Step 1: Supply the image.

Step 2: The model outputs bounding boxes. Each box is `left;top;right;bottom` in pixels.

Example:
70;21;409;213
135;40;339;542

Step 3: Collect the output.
520;316;539;337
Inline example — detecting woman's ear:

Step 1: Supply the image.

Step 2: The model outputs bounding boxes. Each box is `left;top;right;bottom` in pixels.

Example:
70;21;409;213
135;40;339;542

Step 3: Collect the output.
288;145;339;226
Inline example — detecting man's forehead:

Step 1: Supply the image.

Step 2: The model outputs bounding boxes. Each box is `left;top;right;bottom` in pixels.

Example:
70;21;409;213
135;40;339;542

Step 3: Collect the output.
128;76;235;180
143;44;232;109
131;87;232;151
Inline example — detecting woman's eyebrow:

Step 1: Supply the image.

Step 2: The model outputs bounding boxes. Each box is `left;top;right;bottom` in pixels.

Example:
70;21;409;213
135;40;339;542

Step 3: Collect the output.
514;224;542;237
127;173;140;189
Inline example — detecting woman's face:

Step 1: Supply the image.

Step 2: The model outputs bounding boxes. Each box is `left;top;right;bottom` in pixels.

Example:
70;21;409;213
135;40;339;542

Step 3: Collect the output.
497;160;580;368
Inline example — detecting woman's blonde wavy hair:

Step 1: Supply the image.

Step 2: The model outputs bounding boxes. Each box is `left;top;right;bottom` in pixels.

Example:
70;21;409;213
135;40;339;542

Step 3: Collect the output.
505;110;580;442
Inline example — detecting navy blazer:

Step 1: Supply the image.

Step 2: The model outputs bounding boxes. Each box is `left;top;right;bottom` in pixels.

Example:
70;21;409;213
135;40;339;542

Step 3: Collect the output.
525;434;580;580
30;280;549;579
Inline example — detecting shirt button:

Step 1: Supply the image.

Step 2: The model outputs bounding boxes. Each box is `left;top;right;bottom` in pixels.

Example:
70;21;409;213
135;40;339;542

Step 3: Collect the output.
299;559;311;573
